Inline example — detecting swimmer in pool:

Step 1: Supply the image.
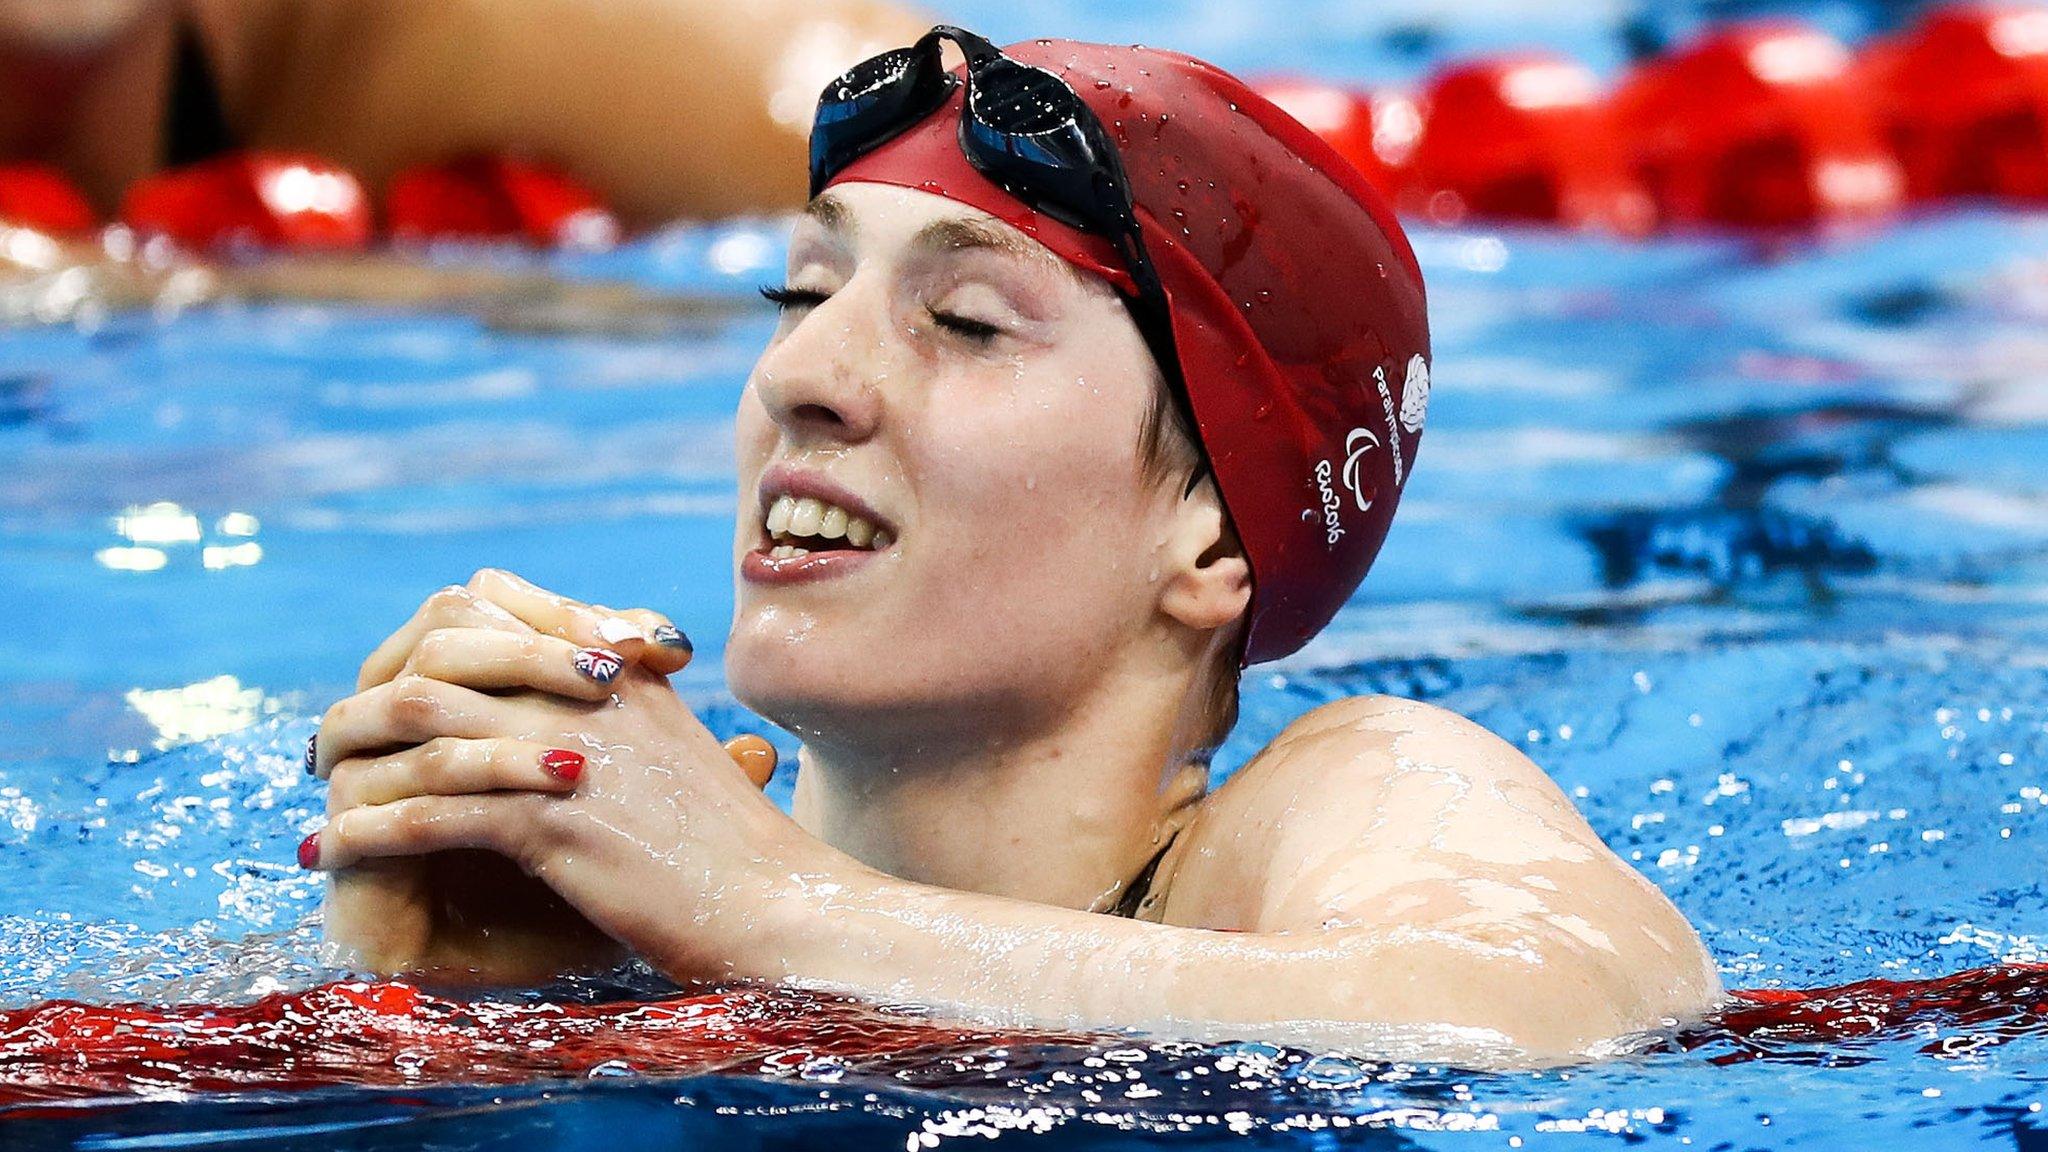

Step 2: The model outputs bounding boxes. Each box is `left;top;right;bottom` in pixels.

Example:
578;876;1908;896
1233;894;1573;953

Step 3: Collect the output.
0;0;921;220
301;27;1723;1064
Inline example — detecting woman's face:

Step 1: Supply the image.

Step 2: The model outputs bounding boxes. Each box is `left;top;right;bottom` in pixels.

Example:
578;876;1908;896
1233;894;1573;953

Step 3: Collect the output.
728;182;1186;747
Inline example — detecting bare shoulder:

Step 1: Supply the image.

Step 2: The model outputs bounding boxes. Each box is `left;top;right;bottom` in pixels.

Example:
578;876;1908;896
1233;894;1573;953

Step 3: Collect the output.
1154;695;1588;924
1150;695;1722;1036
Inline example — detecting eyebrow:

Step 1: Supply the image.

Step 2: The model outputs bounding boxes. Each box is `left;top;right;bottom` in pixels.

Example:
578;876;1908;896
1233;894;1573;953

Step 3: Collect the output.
801;192;1072;281
803;194;849;235
908;217;1066;277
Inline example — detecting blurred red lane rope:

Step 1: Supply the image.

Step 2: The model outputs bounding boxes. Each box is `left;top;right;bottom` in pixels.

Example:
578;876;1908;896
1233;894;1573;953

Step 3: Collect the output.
12;5;2048;245
2;964;2043;1105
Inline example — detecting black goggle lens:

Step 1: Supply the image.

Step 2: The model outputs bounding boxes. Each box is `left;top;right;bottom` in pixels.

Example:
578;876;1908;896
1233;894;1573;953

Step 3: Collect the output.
808;40;954;197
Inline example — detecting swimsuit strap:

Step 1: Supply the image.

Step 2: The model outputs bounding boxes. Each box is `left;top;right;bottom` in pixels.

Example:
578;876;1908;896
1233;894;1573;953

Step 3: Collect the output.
163;15;237;167
1108;833;1176;919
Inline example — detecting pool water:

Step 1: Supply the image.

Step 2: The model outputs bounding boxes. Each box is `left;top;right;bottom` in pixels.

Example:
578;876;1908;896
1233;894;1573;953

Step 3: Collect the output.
6;1;2048;1147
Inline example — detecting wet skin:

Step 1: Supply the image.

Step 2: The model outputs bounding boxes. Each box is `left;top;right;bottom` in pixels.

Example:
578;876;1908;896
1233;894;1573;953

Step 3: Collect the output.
306;184;1721;1064
0;0;924;220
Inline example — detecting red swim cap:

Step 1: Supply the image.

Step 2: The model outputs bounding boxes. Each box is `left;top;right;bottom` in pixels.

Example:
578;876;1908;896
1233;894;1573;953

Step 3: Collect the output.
825;38;1431;664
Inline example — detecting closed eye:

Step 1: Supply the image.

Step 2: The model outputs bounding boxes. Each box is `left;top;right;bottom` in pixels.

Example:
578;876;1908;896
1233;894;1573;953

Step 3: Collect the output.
927;307;1002;343
762;285;1003;344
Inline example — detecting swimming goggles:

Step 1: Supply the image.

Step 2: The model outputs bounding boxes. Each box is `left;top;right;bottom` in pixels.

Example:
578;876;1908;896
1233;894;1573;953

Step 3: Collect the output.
808;26;1201;469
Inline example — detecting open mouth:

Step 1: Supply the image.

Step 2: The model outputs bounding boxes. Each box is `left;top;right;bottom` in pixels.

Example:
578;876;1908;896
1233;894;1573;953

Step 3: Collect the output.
761;494;895;560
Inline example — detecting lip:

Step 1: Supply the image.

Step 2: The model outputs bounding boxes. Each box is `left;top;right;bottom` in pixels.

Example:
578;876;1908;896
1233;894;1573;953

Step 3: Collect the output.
742;463;899;588
740;546;879;586
755;463;897;538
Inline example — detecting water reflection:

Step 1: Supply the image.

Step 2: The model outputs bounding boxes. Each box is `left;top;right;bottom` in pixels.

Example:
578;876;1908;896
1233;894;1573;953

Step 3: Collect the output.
95;502;265;574
124;676;281;749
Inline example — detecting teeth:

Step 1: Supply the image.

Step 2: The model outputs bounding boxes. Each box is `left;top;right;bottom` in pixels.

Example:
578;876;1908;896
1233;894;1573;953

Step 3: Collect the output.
760;491;892;551
768;544;811;560
788;497;824;537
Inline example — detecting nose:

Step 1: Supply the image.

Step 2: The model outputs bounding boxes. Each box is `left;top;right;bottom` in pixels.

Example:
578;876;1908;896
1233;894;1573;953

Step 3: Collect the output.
750;287;887;446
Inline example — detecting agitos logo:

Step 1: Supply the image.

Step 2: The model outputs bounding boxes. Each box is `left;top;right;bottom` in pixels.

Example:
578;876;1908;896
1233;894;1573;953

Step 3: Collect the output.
1341;426;1380;514
1312;357;1428;549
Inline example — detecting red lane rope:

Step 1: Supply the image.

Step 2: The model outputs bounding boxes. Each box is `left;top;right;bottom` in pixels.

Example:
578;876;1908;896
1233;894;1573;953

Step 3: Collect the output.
0;152;618;251
0;980;1057;1108
1685;962;2048;1064
2;964;2043;1106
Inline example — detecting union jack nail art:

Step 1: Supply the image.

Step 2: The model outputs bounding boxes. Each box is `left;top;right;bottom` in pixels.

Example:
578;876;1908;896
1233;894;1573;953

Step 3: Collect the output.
650;624;692;652
573;647;624;684
305;734;317;775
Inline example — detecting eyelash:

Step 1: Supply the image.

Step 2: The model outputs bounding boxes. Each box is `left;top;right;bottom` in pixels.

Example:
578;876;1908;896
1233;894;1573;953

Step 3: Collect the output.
758;284;827;310
757;284;1004;345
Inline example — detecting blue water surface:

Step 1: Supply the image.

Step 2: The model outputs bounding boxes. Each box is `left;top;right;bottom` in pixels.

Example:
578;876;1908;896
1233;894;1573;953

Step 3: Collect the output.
5;2;2048;1148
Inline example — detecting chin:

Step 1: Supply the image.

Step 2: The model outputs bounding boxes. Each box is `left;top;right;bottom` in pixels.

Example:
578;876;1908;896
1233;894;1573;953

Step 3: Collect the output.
726;613;1031;750
727;616;890;729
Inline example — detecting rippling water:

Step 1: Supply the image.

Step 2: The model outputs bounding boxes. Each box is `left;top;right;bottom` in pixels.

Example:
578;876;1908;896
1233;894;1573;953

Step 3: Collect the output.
7;5;2048;1146
5;206;2046;1147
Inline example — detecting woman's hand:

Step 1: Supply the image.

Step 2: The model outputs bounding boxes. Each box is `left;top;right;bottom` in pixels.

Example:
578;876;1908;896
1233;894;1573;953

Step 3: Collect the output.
309;574;808;981
351;569;697;693
312;572;735;983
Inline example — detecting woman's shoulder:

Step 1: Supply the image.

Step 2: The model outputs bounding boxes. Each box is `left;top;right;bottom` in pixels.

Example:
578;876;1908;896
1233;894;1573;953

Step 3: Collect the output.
1146;694;1676;938
1141;696;1722;1044
1220;693;1551;806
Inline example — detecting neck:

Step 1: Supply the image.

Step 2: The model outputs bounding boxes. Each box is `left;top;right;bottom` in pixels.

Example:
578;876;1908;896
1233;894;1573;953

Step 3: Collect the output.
788;645;1213;912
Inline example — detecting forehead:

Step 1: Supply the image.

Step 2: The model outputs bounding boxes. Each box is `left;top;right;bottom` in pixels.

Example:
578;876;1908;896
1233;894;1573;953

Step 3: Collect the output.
795;185;1083;285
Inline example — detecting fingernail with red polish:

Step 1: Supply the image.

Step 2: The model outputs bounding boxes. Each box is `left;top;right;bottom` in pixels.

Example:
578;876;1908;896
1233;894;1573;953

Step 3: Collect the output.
540;748;585;783
573;647;624;684
297;831;321;869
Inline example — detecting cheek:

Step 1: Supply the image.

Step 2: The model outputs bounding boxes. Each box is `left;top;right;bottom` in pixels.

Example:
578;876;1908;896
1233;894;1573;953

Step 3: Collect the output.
912;378;1164;593
731;387;773;546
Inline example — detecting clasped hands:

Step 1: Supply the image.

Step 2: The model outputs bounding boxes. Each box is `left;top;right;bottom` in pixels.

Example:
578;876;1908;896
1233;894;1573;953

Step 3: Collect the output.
302;568;802;984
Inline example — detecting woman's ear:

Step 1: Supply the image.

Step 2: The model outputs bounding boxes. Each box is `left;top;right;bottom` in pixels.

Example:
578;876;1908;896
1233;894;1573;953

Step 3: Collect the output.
1159;476;1252;633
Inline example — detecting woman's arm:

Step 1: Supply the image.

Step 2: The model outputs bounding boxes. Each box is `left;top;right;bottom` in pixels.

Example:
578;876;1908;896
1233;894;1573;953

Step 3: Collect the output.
689;853;1676;1062
218;0;928;221
313;724;1694;1063
719;696;1723;1061
307;576;1720;1064
3;0;926;218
